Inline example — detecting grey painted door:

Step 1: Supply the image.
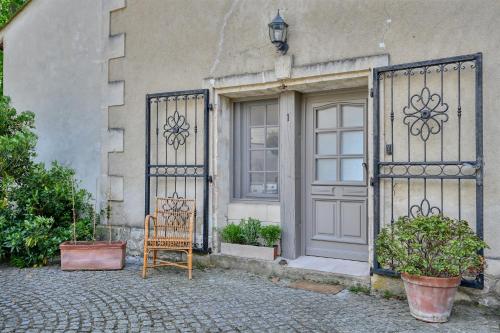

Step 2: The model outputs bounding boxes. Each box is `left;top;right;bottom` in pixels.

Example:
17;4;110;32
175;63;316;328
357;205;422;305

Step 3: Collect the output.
304;93;368;261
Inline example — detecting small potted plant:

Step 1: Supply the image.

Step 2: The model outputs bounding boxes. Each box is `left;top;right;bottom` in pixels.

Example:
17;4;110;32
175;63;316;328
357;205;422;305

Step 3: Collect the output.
60;180;126;270
220;218;281;261
260;224;282;256
376;215;487;323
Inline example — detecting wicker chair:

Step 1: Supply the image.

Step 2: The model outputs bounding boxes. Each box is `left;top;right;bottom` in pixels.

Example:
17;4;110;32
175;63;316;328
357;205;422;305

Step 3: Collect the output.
142;197;195;279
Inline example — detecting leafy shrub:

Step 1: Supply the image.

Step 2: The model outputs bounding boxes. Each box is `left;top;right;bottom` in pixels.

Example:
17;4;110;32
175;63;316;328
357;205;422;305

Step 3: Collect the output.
0;96;36;180
240;218;261;246
259;225;281;247
3;216;70;267
7;162;94;229
376;215;487;278
0;96;94;267
220;223;243;244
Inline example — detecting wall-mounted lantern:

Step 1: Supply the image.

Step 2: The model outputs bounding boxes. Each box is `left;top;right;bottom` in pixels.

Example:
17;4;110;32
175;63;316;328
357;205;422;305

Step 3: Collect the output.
268;10;289;55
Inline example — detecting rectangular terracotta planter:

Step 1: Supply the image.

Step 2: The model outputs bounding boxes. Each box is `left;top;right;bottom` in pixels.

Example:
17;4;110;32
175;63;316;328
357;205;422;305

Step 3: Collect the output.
60;241;127;270
220;243;278;261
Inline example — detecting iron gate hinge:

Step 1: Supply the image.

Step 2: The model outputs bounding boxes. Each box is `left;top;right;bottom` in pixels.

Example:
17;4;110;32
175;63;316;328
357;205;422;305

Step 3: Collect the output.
370;177;376;186
209;103;214;111
208;175;213;183
370;88;374;97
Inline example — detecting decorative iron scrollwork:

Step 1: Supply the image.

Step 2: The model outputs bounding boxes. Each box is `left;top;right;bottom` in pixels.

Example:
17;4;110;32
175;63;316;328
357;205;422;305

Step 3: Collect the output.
160;194;191;213
403;86;449;142
163;111;190;150
410;198;441;218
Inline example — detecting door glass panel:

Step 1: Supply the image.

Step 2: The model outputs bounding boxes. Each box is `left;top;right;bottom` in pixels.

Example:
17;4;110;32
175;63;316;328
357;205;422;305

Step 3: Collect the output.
265;172;279;194
342;105;364;127
266;127;279;148
341;158;364;181
266;150;279;171
316;159;337;181
249;172;265;193
341;131;364;154
316;132;337;155
250;105;266;126
250;151;264;171
316;106;337;129
267;104;279;125
250;128;264;148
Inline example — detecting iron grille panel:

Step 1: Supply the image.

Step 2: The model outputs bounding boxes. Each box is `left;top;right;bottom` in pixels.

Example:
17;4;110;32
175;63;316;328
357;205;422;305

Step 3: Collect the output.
145;89;210;253
372;53;483;288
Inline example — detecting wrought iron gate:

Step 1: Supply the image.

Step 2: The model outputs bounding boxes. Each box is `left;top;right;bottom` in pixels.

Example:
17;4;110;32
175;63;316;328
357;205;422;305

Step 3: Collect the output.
372;53;483;288
145;89;210;253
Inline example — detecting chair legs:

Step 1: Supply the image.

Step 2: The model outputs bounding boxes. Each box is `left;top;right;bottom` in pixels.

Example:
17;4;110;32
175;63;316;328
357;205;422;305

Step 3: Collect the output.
187;250;193;280
142;246;193;280
142;243;148;279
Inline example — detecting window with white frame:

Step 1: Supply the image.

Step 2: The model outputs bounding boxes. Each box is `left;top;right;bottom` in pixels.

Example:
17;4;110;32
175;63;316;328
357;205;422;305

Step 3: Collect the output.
233;99;279;200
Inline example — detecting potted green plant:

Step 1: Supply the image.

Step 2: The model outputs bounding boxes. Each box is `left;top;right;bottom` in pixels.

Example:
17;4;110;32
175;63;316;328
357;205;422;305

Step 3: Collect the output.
220;218;281;261
376;215;487;323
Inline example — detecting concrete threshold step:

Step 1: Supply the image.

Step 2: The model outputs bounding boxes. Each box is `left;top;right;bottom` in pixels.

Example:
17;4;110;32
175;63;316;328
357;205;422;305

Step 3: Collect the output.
201;254;371;287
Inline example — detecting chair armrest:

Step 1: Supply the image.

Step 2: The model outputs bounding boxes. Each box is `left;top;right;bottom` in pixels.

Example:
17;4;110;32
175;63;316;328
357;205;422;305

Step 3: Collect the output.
144;215;156;239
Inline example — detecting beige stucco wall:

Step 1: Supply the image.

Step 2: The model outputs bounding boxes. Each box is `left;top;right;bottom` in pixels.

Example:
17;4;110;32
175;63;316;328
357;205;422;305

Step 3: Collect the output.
109;0;500;255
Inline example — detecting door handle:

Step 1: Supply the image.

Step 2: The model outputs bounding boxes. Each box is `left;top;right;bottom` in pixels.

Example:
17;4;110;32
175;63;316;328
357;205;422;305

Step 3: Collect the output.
362;162;368;172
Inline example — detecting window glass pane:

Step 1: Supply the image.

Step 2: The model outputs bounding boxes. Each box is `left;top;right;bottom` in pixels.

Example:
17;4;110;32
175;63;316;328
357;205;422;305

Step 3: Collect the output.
249;172;265;194
341;158;364;181
250;105;266;126
266;127;279;148
316;132;337;155
266;150;279;171
250;150;265;171
316;106;337;129
342;105;364;127
341;131;364;154
316;159;337;181
266;172;279;194
250;128;265;148
267;104;279;125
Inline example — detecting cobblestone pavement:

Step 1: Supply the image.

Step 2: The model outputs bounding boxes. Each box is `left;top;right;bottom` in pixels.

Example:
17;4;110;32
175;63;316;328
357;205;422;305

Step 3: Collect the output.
0;263;499;333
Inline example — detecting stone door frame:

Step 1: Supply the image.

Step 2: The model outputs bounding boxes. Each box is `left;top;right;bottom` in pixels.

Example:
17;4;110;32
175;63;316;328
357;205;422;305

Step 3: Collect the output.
205;54;389;265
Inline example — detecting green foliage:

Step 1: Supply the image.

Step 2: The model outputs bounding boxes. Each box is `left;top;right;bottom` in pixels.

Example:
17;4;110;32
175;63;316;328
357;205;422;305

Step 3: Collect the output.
259;224;281;247
3;216;69;268
221;218;282;248
0;0;27;26
348;285;371;295
376;215;488;278
0;95;94;267
6;161;94;228
239;218;261;246
220;223;244;244
0;96;36;180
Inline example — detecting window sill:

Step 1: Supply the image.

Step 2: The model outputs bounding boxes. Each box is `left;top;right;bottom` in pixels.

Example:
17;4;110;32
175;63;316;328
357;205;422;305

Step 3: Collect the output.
230;198;280;205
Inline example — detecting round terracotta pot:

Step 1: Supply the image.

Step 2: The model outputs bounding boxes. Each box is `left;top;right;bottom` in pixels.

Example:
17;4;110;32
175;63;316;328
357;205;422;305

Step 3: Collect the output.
401;273;461;323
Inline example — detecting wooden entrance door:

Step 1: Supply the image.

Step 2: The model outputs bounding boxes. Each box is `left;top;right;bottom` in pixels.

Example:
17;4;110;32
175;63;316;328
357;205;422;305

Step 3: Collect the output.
304;93;368;261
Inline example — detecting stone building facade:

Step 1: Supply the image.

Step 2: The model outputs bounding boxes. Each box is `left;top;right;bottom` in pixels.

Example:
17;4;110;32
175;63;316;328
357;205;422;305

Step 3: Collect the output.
1;0;499;306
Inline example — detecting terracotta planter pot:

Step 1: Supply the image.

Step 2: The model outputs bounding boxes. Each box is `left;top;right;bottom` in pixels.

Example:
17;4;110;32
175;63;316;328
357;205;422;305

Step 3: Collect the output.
401;273;461;323
60;241;127;271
